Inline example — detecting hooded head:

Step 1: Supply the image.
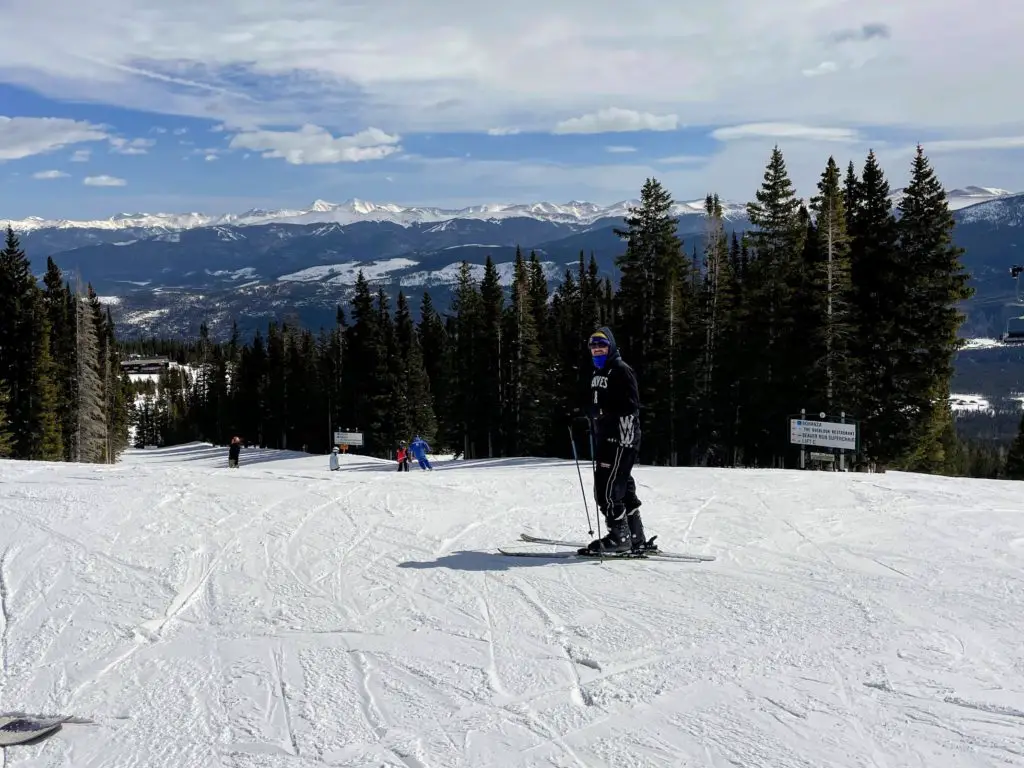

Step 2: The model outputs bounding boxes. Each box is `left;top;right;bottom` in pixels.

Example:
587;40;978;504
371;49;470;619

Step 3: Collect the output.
588;326;619;369
332;446;339;453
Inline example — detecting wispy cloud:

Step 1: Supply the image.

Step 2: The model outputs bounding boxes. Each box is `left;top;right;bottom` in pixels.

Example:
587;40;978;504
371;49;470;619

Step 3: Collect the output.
0;116;107;161
83;175;126;186
711;123;860;142
33;169;69;179
227;125;401;164
553;108;678;134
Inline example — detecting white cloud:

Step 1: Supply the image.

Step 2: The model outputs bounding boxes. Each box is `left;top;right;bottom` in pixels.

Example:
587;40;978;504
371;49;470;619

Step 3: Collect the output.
0;116;107;160
1;0;1014;134
205;154;217;161
83;175;126;186
553;108;678;134
656;155;706;164
918;136;1024;152
33;169;69;179
70;149;91;162
605;145;636;153
711;123;860;142
487;127;520;135
227;124;400;164
802;61;837;77
109;137;155;154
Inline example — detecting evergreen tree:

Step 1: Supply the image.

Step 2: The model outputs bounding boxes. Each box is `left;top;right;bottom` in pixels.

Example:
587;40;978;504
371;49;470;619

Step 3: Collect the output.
847;150;901;467
808;156;855;416
744;147;806;465
478;257;505;456
451;262;482;457
1005;412;1024;480
395;292;436;442
503;253;545;455
896;145;973;472
613;178;689;464
73;291;107;461
0;383;12;457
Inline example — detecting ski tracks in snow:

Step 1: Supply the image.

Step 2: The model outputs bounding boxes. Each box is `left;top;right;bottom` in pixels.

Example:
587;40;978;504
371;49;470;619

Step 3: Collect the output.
2;449;1024;766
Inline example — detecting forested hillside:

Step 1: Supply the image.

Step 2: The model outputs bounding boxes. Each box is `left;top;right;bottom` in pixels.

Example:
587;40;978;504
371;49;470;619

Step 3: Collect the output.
114;146;1024;478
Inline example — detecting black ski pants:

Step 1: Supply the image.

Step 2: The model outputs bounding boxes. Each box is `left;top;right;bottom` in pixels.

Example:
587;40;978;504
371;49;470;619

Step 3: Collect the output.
593;441;641;521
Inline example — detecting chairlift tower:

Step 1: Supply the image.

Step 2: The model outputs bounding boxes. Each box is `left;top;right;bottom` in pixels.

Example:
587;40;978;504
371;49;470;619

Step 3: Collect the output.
1002;265;1024;343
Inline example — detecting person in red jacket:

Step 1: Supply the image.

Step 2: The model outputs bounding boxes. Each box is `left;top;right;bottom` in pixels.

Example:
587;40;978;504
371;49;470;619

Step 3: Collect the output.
396;441;411;471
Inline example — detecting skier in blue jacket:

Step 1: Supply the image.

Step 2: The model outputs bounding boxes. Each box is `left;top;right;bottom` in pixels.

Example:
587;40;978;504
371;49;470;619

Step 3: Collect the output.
409;435;433;470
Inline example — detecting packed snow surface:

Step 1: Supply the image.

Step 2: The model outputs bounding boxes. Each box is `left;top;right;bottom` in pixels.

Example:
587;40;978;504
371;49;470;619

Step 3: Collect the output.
1;445;1022;767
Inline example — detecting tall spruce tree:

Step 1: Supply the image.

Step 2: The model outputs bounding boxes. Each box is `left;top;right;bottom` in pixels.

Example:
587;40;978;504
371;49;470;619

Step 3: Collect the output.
73;291;107;462
1005;412;1024;480
0;382;12;457
847;150;904;468
808;156;855;416
451;262;482;457
613;177;688;464
896;145;973;472
744;147;806;465
503;253;545;455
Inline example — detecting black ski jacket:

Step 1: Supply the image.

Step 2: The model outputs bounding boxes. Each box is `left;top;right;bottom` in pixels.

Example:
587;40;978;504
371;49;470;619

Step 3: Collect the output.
586;326;641;448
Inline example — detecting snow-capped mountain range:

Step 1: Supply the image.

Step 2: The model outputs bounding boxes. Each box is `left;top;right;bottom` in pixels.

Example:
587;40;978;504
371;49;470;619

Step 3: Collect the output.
5;197;746;233
5;186;1014;234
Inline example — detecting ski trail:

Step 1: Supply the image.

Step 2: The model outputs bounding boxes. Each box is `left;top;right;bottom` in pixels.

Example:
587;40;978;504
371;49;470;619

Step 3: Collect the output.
273;643;300;757
0;546;11;681
683;493;715;544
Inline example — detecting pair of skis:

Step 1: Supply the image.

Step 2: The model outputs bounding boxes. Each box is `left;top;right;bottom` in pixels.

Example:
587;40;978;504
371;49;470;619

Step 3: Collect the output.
498;533;716;562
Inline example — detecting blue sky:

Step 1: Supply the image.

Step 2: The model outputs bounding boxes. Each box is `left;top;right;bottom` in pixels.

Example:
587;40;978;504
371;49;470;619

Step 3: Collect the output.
0;0;1022;221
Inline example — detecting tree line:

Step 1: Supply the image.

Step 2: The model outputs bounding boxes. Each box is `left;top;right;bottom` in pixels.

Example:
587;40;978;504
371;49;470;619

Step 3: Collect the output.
0;227;132;462
8;143;1018;479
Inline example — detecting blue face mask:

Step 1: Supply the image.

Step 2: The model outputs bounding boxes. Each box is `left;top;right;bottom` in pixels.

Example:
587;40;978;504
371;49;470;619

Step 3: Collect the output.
592;353;607;368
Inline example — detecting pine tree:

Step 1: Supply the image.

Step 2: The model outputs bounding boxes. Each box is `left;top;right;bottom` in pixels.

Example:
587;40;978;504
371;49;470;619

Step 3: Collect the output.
73;291;107;462
897;145;974;471
744;147;806;465
1005;412;1024;480
613;177;688;464
0;383;12;457
504;253;545;455
451;262;482;457
42;258;75;459
416;293;451;447
847;150;901;467
478;257;505;456
808;156;855;416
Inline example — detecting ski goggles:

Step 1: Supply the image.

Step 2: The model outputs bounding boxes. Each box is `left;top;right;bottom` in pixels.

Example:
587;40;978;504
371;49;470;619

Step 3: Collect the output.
588;334;610;349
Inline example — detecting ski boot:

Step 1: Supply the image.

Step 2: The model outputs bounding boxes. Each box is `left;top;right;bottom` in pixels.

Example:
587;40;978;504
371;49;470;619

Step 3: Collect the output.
628;509;658;552
578;514;632;555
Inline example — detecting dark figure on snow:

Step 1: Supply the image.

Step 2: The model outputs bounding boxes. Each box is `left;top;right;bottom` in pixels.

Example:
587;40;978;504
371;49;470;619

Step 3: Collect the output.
228;436;241;468
582;327;651;554
396;441;411;472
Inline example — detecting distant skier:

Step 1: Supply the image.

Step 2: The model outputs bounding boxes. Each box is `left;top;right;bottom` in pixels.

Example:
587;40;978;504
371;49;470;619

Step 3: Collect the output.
329;446;340;471
228;436;241;468
582;327;649;554
408;435;432;470
396;441;411;471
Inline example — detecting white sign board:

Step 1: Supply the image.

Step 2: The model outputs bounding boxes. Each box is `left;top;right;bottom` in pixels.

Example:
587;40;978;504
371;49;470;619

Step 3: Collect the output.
789;419;856;450
334;431;364;446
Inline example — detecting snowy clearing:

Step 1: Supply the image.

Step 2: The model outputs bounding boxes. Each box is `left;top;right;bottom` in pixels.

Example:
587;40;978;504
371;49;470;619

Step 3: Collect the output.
1;445;1022;767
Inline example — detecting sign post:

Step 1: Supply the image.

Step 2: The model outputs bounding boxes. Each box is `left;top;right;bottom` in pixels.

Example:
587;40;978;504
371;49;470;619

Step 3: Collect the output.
789;411;858;470
333;430;364;448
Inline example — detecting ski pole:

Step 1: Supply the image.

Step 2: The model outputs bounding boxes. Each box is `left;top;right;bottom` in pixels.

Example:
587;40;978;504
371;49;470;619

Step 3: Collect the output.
587;420;603;547
568;424;594;536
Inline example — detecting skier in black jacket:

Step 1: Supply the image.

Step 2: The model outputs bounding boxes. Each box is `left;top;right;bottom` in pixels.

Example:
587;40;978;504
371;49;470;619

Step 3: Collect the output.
582;326;651;554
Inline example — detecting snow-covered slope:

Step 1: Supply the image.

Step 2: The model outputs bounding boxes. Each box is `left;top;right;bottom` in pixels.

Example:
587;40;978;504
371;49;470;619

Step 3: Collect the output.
887;185;1014;211
1;445;1021;766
